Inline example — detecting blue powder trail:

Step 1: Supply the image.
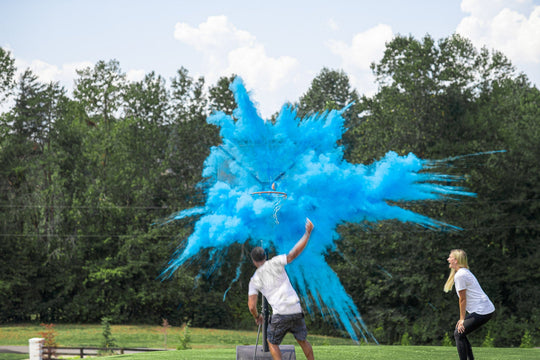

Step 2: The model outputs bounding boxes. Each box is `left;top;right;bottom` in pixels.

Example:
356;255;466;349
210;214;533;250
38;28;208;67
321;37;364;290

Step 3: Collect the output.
162;77;486;342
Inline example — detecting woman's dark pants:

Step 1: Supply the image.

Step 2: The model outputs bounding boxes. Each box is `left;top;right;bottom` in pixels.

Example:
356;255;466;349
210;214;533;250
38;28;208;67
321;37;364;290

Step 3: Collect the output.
454;312;494;360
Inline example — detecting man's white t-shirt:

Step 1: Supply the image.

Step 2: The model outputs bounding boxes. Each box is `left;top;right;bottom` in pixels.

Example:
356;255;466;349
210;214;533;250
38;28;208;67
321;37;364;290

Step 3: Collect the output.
248;254;302;315
454;268;495;315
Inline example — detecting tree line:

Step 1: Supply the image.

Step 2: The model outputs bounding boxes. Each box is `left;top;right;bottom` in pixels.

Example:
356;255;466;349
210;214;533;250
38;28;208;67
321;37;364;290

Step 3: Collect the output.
0;34;538;347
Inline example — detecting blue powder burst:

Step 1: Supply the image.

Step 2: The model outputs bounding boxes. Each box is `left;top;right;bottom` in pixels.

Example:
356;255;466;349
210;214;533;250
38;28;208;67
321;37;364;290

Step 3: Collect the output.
162;77;482;342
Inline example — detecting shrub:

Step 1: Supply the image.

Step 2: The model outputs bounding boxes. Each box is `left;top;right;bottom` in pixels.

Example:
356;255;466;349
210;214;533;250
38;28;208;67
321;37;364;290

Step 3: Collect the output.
520;330;533;348
38;323;57;360
177;320;192;350
442;332;453;347
99;316;118;355
481;330;494;347
400;332;411;346
161;318;172;349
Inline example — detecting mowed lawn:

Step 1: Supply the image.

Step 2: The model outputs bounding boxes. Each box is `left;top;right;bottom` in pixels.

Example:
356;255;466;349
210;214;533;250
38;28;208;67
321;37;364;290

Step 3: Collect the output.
0;323;353;348
0;324;537;360
108;346;539;360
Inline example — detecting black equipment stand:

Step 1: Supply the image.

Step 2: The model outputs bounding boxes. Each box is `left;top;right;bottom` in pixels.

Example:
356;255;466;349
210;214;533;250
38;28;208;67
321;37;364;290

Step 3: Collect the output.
262;296;270;352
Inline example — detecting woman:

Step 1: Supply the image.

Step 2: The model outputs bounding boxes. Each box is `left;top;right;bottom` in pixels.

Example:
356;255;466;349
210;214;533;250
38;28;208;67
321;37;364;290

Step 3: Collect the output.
444;249;495;360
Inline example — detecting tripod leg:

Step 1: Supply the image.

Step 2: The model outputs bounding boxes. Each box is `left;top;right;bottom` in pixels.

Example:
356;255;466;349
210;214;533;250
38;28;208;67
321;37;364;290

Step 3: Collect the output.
254;323;261;360
262;296;270;352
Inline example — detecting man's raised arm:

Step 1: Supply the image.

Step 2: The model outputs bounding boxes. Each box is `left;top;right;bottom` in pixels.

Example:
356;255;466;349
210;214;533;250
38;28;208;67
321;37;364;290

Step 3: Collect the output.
286;218;314;264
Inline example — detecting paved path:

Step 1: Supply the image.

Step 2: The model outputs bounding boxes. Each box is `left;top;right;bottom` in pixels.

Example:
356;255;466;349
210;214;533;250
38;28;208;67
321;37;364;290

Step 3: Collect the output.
0;345;167;355
0;346;27;354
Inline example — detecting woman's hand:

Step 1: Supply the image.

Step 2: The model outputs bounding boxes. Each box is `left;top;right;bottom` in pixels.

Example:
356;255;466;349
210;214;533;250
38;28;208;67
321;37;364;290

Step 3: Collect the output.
305;218;314;234
456;319;465;333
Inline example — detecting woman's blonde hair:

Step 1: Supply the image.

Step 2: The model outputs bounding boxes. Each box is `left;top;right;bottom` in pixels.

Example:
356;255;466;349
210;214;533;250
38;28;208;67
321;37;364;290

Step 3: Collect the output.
444;249;469;293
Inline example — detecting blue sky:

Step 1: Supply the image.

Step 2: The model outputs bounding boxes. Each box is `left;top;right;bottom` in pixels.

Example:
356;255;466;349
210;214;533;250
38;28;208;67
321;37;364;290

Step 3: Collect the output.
1;0;539;117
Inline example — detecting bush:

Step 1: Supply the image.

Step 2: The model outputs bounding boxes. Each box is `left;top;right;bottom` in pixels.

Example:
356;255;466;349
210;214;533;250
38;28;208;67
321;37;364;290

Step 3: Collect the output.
400;332;411;346
38;323;57;360
177;321;192;350
482;330;494;347
99;317;118;355
442;332;453;347
520;330;533;348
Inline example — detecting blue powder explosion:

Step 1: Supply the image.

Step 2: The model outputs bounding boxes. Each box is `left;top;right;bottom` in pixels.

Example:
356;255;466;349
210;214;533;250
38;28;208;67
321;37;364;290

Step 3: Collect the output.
162;77;479;342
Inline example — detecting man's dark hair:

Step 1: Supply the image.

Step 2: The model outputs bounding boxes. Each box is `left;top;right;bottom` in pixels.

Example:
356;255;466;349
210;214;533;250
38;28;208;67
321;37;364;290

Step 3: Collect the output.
251;247;266;262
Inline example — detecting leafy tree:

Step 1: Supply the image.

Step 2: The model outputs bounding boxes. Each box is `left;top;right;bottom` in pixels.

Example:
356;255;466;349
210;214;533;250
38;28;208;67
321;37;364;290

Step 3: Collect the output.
0;70;69;321
353;33;518;161
38;323;58;360
0;47;16;104
296;68;362;159
165;68;218;209
73;59;126;126
330;33;539;346
169;67;206;122
99;316;117;354
177;320;192;350
208;74;237;116
297;68;358;116
0;42;536;347
465;77;540;346
66;65;188;323
123;71;170;125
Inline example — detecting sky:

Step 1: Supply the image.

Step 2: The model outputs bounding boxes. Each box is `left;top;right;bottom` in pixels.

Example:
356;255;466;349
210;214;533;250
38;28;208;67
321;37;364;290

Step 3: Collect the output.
1;0;539;117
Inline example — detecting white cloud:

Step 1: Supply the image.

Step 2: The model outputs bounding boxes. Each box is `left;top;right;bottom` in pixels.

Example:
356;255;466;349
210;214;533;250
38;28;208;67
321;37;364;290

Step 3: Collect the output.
60;61;95;84
10;50;144;94
173;15;302;117
457;0;540;63
0;54;93;113
225;44;301;116
327;24;393;71
126;69;146;82
14;57;93;91
326;24;394;96
24;59;62;83
174;15;255;53
328;18;339;32
460;0;508;20
226;45;298;91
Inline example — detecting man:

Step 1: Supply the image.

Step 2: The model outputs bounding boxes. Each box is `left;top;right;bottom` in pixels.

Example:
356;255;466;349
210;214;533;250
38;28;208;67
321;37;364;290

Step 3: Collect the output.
248;218;315;360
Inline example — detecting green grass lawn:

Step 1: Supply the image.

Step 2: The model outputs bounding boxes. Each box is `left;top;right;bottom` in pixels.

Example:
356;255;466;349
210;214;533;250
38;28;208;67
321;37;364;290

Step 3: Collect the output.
0;356;27;360
0;323;353;348
107;346;539;360
0;324;537;360
2;346;537;360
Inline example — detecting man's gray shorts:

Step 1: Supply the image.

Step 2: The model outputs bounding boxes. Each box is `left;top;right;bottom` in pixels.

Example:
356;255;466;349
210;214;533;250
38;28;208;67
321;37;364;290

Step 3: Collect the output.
267;313;308;345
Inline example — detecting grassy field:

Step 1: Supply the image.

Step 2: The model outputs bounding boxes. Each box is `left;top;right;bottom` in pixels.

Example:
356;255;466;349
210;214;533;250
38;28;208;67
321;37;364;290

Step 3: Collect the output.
0;324;537;360
109;346;540;360
0;323;353;348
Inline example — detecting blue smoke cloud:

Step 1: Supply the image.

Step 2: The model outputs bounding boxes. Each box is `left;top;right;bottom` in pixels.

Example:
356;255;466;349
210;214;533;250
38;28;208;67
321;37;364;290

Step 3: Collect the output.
162;77;479;342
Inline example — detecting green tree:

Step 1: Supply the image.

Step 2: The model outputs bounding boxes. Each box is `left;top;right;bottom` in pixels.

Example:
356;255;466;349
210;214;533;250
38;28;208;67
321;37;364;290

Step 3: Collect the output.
331;33;539;346
99;316;117;354
165;68;219;209
353;33;517;161
0;47;16;104
73;59;126;127
297;68;359;116
0;70;69;321
123;71;170;125
465;77;540;346
208;74;237;116
67;65;175;322
296;68;362;159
